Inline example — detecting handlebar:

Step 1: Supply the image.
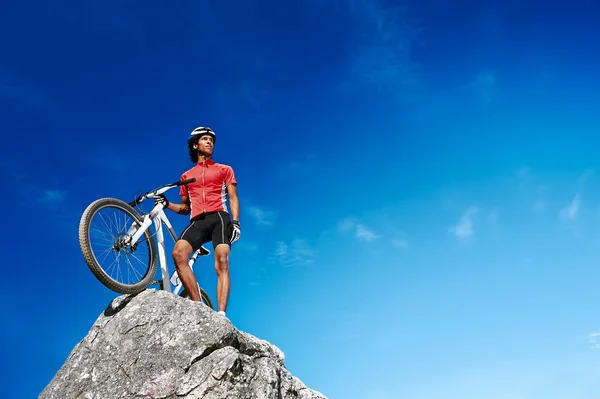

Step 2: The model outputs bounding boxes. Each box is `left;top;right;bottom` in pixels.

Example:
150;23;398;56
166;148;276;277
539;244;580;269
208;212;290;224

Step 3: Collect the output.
128;177;196;207
179;178;196;186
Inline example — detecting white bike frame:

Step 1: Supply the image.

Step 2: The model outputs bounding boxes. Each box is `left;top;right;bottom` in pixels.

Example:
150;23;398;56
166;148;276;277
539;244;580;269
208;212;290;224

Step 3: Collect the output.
126;181;210;296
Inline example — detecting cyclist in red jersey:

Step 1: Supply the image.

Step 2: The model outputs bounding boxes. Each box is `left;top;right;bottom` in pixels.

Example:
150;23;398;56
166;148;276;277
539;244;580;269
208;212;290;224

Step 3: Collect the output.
154;126;240;317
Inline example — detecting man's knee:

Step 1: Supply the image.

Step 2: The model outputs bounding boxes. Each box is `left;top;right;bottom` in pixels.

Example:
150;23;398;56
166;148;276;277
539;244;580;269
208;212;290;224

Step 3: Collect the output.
214;245;230;272
172;240;192;265
216;254;229;267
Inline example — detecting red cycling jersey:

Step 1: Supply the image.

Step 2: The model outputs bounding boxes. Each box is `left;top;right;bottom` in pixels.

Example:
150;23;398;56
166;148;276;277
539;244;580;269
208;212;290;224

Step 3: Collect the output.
179;159;237;219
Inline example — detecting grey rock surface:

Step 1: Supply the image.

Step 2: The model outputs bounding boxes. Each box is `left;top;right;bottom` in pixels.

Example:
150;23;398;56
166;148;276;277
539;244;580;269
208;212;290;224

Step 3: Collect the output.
39;290;327;399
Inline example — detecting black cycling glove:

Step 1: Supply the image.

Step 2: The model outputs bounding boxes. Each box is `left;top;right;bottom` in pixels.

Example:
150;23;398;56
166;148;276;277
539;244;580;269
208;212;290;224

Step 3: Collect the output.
154;193;169;208
230;220;241;243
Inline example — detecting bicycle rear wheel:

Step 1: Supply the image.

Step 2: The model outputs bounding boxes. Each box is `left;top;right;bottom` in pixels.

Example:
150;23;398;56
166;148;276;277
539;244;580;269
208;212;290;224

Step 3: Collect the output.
180;284;215;310
79;197;157;294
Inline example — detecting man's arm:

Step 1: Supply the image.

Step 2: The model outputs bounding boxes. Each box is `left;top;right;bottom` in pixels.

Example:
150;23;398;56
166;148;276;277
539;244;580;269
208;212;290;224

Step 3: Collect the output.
166;195;191;215
227;184;240;221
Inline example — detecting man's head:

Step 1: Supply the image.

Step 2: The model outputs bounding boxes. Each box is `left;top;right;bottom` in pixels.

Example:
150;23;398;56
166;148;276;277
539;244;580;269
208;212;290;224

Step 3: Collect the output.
188;126;216;163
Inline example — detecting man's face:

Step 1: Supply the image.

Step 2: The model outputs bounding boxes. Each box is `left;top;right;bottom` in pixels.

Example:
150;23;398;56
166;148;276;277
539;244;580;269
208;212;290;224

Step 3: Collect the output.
197;134;214;155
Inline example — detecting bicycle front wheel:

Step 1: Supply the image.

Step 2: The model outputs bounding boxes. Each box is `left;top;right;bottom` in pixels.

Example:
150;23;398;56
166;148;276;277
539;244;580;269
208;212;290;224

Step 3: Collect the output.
79;197;157;294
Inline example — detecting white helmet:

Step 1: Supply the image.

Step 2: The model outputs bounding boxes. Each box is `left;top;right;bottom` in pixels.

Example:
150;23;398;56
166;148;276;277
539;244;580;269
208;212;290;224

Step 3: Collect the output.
190;126;216;143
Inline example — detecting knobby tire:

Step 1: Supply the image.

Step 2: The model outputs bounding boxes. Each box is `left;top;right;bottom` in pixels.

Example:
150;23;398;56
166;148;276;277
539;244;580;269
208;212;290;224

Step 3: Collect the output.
180;284;215;310
79;197;158;294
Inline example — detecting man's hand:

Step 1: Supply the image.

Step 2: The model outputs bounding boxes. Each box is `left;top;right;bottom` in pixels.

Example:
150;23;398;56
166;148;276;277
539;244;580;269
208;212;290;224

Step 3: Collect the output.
230;220;241;244
154;193;169;208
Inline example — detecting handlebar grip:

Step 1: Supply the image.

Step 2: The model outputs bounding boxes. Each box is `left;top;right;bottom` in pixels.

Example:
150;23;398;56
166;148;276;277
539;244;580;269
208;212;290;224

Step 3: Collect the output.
179;177;196;185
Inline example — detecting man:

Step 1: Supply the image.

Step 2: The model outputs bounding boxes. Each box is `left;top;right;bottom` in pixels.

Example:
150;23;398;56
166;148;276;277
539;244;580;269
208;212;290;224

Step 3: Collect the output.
155;126;240;316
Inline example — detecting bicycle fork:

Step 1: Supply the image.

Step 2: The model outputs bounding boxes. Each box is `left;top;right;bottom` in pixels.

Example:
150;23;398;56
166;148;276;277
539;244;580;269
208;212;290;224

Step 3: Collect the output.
153;216;171;291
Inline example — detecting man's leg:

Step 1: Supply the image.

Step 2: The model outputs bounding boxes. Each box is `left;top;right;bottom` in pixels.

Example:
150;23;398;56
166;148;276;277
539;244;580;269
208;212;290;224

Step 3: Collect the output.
214;243;231;312
172;239;201;301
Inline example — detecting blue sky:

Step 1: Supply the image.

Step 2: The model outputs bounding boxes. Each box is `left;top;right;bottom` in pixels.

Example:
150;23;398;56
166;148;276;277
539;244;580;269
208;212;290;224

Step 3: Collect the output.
2;0;600;397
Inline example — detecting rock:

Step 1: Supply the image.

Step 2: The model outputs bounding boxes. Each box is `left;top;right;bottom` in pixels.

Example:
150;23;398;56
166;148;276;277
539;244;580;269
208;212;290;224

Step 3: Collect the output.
39;289;327;399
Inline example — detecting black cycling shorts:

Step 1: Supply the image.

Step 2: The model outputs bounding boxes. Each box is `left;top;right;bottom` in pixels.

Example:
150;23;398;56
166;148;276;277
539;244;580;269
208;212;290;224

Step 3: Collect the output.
179;211;232;250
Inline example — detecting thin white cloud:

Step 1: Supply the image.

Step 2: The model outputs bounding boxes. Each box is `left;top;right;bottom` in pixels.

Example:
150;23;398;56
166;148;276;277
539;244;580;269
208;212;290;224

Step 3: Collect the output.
275;241;288;257
559;194;580;221
18;183;68;210
38;189;67;205
355;224;380;242
272;239;316;268
337;217;381;242
449;206;479;239
337;217;358;232
248;206;276;226
18;185;78;241
588;331;600;349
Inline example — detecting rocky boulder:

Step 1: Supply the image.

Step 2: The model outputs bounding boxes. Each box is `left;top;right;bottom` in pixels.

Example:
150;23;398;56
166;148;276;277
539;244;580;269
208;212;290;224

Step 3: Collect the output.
39;289;327;399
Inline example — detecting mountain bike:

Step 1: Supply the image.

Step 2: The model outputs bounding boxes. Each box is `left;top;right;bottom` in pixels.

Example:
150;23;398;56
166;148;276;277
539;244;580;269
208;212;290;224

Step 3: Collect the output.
78;178;215;310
